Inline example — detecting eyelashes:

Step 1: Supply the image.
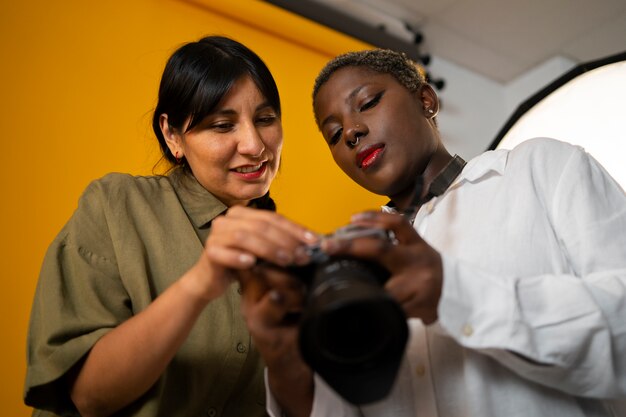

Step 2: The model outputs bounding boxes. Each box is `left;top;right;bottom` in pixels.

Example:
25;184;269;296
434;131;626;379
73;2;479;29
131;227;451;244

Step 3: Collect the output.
360;91;383;111
255;114;279;126
329;128;343;145
207;113;279;133
327;91;384;146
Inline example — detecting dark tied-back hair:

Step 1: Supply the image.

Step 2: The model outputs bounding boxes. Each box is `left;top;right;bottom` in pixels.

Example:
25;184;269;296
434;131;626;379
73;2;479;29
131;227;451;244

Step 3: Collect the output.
152;35;281;166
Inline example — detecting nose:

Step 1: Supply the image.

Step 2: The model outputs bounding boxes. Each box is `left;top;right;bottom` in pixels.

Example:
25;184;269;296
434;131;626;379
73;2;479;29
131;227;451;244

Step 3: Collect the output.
345;122;367;148
238;123;266;157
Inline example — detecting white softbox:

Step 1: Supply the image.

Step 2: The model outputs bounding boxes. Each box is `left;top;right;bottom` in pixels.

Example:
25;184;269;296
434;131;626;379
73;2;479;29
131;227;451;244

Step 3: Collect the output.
490;51;626;189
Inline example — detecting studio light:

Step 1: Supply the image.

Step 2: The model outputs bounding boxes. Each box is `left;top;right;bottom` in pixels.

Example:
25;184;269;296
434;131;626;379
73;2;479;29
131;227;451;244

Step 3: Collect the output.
490;51;626;189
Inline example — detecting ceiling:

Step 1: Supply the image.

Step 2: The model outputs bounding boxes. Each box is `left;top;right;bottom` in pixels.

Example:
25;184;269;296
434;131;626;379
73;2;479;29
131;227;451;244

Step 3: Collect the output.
266;0;626;83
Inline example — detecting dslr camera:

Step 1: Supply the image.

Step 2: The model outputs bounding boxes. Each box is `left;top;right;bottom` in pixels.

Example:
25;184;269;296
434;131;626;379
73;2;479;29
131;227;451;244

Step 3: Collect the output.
288;224;409;405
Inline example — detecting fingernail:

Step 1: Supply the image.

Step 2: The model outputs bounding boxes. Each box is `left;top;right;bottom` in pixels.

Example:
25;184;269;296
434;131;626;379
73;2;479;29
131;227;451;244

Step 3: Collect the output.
276;249;292;265
321;238;342;254
269;290;283;304
293;246;306;264
304;231;319;243
239;253;255;265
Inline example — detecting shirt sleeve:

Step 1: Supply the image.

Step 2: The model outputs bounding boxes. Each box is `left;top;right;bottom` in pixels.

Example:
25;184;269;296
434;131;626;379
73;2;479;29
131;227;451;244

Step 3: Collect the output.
24;180;132;415
437;145;626;398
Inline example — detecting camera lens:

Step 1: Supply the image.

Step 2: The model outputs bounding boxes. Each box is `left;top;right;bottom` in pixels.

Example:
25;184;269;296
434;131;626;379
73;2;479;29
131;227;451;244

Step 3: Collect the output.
298;257;408;404
317;301;391;364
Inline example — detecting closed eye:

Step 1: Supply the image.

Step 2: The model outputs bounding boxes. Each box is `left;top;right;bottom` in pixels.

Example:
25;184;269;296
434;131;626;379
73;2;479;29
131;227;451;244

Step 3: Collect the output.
329;128;343;145
256;114;278;126
210;122;234;132
360;91;383;112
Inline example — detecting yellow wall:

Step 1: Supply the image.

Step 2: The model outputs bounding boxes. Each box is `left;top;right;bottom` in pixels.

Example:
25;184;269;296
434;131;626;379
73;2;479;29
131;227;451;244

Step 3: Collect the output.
0;0;386;415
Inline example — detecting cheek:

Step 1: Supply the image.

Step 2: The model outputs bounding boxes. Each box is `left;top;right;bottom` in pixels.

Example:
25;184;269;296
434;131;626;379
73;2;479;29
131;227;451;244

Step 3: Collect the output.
331;148;354;175
377;104;417;132
269;133;284;154
187;140;234;168
263;126;283;153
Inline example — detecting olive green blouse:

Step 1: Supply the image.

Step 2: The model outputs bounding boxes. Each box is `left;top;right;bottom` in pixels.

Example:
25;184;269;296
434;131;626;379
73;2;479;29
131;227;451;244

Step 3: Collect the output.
24;168;268;417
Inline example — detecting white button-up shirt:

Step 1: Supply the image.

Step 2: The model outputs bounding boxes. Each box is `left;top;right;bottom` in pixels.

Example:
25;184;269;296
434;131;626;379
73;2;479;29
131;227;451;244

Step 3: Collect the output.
268;138;626;416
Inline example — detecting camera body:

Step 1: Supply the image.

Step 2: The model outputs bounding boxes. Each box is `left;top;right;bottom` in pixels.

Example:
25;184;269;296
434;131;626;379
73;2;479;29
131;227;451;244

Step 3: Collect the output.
290;225;409;405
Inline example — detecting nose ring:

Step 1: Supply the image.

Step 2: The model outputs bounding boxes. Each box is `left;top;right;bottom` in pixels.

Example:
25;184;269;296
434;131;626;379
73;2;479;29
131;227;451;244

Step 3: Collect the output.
348;136;361;147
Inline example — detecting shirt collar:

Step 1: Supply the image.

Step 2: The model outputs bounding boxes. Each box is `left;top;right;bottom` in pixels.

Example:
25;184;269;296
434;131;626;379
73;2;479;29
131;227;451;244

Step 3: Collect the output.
458;148;508;183
384;154;467;211
168;168;228;229
382;149;508;214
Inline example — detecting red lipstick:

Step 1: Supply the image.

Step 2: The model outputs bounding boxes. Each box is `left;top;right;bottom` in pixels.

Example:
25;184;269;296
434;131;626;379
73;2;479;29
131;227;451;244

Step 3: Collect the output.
231;162;268;180
356;144;385;169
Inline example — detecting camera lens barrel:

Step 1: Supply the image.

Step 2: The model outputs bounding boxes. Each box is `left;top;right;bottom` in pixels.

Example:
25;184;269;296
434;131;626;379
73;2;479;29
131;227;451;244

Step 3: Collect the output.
298;257;408;405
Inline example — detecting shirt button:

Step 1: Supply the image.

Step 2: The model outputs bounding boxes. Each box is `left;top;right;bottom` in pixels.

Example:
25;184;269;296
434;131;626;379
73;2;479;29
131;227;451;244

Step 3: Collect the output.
236;343;247;353
206;407;217;417
462;324;474;337
415;363;426;377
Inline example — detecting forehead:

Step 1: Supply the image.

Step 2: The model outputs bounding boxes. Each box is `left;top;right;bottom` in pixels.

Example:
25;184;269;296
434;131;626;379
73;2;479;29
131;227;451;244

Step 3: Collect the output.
220;76;264;104
314;67;398;113
319;66;384;91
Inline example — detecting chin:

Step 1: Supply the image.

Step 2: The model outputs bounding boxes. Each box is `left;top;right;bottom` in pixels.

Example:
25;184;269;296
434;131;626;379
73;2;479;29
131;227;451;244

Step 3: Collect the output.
353;170;397;197
242;184;272;200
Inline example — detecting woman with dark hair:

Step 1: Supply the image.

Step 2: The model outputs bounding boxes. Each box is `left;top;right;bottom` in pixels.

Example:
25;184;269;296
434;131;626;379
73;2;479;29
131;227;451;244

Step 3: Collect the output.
242;49;626;417
24;36;317;417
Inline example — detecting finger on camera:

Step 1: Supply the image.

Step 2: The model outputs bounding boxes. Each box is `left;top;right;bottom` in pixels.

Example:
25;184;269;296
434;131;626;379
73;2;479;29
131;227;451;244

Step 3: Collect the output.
321;233;394;260
204;245;256;269
238;268;303;326
212;212;299;248
258;265;306;295
241;293;281;331
248;290;298;327
225;206;319;246
350;211;421;244
401;298;439;324
226;224;312;266
212;216;300;254
384;277;417;304
386;264;441;291
239;267;304;312
252;267;305;311
215;225;301;266
238;270;270;304
386;273;441;312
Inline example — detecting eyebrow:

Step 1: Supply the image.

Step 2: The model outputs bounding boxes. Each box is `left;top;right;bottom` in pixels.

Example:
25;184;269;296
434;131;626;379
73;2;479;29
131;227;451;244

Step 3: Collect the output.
320;85;365;128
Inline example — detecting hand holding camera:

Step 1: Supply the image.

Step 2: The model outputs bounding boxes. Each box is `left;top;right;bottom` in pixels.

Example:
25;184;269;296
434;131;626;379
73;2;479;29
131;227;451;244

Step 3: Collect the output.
330;211;444;324
236;207;443;406
285;220;406;405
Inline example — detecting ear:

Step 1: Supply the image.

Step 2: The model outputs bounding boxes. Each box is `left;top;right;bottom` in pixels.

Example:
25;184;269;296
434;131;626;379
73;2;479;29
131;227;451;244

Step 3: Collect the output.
159;114;183;158
419;84;439;118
